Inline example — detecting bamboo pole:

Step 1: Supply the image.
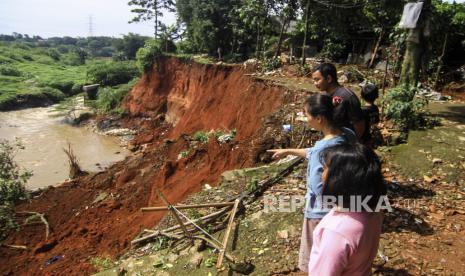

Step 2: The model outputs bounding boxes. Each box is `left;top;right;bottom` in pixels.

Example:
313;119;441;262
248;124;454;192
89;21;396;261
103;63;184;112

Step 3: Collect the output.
132;206;231;245
217;199;240;268
156;190;192;239
141;202;235;212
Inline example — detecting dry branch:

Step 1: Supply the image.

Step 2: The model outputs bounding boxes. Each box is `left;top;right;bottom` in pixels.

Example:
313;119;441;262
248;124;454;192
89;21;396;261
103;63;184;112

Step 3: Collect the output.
18;211;50;240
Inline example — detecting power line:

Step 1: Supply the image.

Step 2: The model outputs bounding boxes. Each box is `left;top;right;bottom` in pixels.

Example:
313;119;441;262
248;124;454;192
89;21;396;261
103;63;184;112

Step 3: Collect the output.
312;0;385;9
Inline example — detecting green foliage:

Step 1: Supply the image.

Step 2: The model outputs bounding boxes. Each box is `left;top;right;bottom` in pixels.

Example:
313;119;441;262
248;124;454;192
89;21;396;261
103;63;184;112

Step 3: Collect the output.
47;48;60;61
176;40;196;54
318;39;345;61
193;130;209;144
87;61;139;86
112;33;148;60
0;65;21;76
204;255;218;268
90;256;116;271
0;139;31;240
297;63;311;77
262;57;282;72
94;78;138;113
384;85;429;132
247;176;259;192
136;39;163;72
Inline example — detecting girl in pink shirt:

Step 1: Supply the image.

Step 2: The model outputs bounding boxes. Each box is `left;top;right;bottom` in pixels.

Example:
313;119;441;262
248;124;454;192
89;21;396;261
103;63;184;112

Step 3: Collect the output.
308;143;387;275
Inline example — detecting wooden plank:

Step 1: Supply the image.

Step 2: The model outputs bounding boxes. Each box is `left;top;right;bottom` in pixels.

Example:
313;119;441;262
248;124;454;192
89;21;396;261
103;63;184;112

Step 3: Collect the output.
141;202;235;212
217;199;240;268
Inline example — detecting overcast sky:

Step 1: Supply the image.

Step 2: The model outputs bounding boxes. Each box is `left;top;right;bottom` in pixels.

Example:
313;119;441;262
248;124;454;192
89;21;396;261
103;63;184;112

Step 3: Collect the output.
0;0;463;38
0;0;176;38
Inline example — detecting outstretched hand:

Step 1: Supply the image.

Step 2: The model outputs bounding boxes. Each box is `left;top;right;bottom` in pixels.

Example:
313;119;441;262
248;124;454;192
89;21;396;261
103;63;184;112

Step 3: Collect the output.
267;149;288;159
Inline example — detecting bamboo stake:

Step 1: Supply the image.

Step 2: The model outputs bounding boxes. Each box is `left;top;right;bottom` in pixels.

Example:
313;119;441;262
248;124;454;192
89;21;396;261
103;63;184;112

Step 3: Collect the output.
132;207;230;245
217;199;240;268
141;202;235;212
156;190;192;240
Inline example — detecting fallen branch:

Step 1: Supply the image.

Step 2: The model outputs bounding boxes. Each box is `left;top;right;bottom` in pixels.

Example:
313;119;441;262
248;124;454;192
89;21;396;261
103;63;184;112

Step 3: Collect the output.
0;244;28;250
141;202;235;212
17;211;50;240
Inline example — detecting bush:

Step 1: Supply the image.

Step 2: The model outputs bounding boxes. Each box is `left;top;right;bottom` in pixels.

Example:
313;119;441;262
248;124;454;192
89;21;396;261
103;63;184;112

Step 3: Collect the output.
136;39;163;73
262;57;282;72
176;40;196;54
47;48;61;61
384;85;429;132
0;139;31;240
40;80;75;95
0;65;21;76
87;61;139;86
95;78;138;112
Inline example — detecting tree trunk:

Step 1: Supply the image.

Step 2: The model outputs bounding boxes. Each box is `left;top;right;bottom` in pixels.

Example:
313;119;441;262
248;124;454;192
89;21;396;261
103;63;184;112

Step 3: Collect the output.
368;27;384;68
301;0;311;66
154;2;158;38
434;33;448;89
400;0;431;87
256;21;261;58
275;15;288;59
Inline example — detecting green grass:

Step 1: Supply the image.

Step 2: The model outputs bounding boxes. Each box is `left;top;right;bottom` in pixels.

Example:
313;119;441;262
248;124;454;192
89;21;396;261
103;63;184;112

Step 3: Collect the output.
0;41;88;110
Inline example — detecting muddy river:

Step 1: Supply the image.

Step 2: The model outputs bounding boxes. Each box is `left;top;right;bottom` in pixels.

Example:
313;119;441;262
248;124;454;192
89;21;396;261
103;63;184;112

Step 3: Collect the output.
0;106;129;190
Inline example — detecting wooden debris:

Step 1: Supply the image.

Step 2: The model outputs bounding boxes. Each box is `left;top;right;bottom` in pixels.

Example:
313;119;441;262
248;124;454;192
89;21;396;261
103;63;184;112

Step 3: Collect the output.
141;202;235;212
217;199;240;268
18;211;50;240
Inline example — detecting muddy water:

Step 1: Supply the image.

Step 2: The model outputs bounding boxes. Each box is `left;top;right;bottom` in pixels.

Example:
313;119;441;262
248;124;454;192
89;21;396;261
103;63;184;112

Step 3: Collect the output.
0;107;129;190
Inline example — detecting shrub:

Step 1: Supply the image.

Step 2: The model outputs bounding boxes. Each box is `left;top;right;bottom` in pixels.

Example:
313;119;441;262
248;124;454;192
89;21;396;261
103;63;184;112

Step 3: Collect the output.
40;80;75;95
47;48;61;61
95;78;138;112
176;40;196;54
87;61;139;86
136;39;163;73
262;57;282;72
0;65;21;76
384;85;430;132
0;139;31;240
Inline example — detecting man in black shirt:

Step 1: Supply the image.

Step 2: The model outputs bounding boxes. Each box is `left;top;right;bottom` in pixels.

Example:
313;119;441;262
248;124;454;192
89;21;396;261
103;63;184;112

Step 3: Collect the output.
311;63;365;139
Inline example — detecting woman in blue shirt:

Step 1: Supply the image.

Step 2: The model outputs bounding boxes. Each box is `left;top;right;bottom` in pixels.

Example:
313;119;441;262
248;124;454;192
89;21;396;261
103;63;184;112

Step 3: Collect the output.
268;93;356;272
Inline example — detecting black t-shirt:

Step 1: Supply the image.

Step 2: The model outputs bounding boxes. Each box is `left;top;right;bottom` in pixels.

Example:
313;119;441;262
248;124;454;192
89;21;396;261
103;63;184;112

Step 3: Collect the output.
327;86;364;130
361;104;380;143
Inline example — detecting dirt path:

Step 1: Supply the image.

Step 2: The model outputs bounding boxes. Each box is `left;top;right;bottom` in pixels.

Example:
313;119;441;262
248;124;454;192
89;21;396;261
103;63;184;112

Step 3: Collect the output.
375;101;465;275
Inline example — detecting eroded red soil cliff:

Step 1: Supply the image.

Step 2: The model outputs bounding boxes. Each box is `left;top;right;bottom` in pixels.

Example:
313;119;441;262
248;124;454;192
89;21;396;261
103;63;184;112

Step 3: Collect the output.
0;57;285;275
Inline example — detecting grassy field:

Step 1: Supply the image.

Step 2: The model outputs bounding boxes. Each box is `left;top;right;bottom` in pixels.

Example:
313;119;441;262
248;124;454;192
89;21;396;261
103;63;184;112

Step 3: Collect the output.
0;41;88;110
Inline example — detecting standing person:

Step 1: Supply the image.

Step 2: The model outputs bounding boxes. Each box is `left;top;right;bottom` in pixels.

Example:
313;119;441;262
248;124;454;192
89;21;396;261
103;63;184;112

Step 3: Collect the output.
267;94;356;272
309;143;387;275
360;83;380;147
311;63;365;139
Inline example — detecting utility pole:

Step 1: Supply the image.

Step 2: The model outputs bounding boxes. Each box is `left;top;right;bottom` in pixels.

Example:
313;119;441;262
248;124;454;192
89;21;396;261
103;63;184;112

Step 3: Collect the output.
88;15;94;37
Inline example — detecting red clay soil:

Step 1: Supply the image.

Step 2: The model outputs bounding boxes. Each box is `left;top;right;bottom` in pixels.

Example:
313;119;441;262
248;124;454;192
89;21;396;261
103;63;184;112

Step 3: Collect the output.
0;57;285;275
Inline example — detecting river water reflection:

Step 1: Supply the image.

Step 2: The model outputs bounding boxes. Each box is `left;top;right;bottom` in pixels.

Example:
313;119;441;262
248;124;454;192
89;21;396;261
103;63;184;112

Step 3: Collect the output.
0;106;129;190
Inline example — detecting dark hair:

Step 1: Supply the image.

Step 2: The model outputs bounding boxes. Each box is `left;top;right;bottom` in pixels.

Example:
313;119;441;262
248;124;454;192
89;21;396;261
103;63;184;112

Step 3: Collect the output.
312;63;338;84
304;93;347;127
361;83;379;103
320;143;386;210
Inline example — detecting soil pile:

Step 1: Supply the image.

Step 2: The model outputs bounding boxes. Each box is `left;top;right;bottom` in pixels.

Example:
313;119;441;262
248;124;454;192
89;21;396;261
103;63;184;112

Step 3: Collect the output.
0;57;286;275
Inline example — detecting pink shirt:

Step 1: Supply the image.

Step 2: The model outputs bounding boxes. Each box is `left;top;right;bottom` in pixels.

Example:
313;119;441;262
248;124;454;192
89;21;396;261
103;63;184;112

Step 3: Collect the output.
309;209;383;276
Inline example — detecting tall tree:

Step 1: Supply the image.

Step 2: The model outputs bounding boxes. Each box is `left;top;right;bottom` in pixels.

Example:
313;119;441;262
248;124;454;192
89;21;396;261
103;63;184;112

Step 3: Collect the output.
273;0;298;58
400;0;432;86
128;0;175;38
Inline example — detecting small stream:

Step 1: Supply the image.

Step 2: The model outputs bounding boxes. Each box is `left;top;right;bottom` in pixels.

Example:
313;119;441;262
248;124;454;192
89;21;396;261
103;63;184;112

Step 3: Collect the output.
0;105;129;190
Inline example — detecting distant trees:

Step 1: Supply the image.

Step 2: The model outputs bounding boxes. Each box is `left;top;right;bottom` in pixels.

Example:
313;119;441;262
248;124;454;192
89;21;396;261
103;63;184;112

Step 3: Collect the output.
128;0;175;38
112;33;149;60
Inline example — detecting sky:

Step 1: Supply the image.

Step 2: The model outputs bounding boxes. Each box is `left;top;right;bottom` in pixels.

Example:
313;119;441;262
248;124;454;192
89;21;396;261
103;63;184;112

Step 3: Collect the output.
0;0;463;38
0;0;176;38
